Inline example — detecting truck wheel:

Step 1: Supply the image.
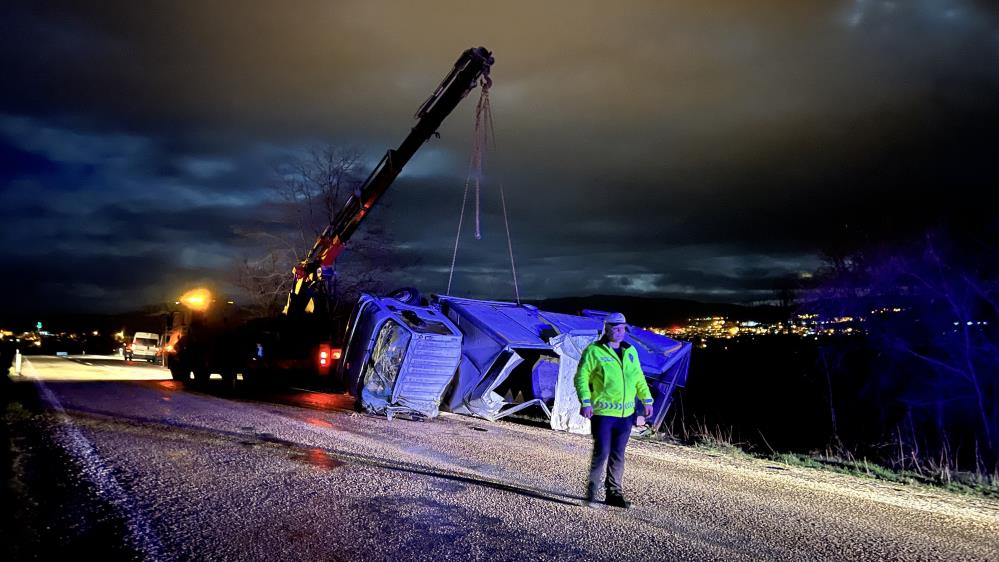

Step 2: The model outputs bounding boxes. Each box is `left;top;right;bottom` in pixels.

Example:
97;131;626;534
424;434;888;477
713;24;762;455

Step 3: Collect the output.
387;287;423;305
221;370;237;391
170;365;189;381
241;367;258;388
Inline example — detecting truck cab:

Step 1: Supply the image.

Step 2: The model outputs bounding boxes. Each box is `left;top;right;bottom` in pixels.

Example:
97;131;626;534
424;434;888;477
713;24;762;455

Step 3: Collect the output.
339;292;463;419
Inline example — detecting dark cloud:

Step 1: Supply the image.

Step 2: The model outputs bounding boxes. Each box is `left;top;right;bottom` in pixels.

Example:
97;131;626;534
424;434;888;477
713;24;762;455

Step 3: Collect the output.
0;139;59;181
1;1;998;319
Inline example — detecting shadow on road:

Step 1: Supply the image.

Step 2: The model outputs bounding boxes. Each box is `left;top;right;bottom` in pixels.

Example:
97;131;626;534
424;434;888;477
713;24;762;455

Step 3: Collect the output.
35;379;584;508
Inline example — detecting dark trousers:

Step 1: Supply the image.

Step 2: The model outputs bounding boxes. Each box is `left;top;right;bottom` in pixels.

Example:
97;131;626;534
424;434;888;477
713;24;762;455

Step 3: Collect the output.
587;414;634;496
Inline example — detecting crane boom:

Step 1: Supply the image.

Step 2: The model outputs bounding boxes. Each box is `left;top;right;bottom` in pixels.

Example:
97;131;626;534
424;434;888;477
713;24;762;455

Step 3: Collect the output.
286;47;494;316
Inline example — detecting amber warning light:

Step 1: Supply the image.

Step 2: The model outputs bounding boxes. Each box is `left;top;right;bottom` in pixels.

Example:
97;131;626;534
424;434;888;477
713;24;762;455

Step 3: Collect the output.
179;288;212;312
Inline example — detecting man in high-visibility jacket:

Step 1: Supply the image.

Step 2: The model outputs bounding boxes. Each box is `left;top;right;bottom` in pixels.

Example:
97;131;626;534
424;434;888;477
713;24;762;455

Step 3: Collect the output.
574;312;654;508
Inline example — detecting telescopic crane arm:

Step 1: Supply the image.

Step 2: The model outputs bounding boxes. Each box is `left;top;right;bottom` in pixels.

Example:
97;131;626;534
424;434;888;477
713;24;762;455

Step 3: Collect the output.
286;47;494;315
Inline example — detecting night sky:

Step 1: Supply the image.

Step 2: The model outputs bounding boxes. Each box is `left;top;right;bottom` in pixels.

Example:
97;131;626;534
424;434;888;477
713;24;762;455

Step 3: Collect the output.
2;1;998;320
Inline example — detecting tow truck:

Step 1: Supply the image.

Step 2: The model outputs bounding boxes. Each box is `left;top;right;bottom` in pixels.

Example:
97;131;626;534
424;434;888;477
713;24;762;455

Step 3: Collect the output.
165;47;494;386
164;46;690;434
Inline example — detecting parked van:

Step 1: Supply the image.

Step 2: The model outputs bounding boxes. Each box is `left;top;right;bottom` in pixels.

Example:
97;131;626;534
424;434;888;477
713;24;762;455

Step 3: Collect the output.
126;332;161;362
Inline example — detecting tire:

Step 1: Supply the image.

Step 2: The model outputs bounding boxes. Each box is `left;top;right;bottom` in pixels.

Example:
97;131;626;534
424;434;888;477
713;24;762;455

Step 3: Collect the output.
221;370;237;391
241;370;256;390
170;365;189;381
387;287;423;305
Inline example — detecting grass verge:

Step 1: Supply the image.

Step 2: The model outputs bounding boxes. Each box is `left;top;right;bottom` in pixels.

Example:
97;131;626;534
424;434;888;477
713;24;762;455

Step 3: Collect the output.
635;428;999;499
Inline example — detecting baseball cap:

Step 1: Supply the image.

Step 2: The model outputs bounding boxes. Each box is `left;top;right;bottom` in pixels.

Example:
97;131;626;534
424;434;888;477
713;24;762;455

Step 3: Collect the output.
604;312;627;325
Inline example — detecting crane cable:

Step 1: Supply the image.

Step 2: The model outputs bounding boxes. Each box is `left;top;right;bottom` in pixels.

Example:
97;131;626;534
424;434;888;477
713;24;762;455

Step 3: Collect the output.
446;83;521;304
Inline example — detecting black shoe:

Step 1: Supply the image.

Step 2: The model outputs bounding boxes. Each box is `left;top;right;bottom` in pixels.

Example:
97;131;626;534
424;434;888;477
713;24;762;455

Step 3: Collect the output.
605;492;631;509
582;483;599;507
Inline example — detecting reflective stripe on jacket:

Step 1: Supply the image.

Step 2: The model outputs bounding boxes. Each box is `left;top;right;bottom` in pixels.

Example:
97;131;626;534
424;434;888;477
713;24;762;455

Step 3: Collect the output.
574;340;653;417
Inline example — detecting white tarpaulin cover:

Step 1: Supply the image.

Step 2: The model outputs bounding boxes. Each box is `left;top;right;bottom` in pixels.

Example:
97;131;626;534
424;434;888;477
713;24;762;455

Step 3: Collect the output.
549;332;600;434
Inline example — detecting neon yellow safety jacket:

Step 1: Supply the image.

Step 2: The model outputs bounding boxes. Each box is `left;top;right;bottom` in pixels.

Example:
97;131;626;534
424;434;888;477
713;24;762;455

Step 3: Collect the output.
574;340;654;417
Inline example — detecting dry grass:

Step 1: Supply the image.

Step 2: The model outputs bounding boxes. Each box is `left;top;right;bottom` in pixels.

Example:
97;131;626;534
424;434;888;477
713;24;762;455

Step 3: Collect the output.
637;421;999;499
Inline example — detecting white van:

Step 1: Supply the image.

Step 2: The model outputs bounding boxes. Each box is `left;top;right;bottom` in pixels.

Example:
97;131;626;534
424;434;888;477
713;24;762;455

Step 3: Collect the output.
126;332;161;362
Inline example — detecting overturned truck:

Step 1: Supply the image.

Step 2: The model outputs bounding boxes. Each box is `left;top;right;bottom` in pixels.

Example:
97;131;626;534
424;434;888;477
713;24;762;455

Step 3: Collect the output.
339;290;691;434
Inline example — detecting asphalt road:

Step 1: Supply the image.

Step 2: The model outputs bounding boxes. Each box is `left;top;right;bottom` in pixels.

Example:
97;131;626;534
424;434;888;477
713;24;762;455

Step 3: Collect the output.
3;356;998;561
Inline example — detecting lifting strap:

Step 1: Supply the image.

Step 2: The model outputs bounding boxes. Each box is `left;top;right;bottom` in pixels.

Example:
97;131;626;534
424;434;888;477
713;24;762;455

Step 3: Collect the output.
446;84;521;304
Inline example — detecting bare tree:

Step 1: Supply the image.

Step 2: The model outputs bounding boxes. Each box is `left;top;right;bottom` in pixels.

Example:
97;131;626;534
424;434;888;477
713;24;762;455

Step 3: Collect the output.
805;226;999;471
235;145;403;320
278;145;364;246
888;235;997;455
236;252;289;317
772;274;800;311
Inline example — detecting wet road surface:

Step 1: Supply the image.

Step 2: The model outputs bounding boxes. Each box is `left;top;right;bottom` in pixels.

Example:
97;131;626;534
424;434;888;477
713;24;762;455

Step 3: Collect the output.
3;356;998;561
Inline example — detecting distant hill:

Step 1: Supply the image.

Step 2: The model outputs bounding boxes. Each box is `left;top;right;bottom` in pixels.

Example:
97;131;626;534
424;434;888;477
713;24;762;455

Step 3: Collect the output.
528;294;790;327
5;295;790;334
3;308;169;335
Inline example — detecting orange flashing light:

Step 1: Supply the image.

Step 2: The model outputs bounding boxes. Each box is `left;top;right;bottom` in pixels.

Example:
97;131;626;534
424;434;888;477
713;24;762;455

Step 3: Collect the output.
179;288;212;312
